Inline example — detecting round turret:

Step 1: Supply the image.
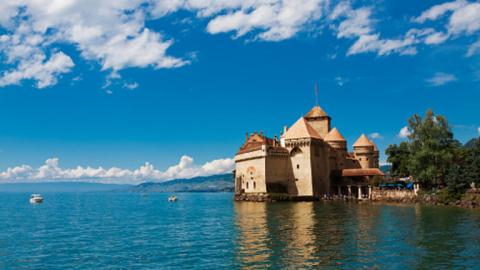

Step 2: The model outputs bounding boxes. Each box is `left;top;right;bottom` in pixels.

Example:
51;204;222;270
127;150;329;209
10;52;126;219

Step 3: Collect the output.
324;127;347;150
304;105;331;138
353;134;375;168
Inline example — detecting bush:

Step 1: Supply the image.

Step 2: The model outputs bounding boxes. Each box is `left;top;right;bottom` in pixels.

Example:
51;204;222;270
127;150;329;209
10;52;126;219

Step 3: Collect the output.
436;188;462;204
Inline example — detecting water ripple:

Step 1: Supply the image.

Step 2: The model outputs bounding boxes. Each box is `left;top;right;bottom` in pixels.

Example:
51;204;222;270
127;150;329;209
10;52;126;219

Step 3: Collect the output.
0;193;479;269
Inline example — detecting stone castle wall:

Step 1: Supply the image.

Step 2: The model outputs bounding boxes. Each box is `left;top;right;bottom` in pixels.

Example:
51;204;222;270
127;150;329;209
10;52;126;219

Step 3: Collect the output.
371;189;417;202
235;149;267;193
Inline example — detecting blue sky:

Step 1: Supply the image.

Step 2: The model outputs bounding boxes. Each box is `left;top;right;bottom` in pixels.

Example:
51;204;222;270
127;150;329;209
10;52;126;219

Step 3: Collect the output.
0;0;479;183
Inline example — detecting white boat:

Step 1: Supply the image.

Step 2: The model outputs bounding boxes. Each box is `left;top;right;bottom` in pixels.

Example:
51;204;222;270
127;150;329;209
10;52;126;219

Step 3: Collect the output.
29;194;43;204
168;195;177;202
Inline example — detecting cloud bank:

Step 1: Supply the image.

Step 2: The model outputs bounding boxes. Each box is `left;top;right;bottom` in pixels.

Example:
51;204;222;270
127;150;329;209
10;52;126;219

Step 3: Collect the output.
0;156;234;185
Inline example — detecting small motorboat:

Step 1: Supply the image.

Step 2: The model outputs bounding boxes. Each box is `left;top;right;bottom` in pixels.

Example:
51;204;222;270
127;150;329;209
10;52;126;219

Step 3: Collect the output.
30;194;43;204
168;195;177;202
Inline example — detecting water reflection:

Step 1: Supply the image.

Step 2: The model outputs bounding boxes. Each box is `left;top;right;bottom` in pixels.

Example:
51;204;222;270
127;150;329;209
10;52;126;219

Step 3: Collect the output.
234;202;480;269
234;202;271;268
234;202;348;268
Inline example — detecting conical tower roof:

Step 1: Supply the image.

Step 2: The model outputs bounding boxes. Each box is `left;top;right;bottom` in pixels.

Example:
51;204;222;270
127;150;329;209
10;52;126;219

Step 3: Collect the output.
324;127;346;141
284;117;322;140
353;134;374;147
304;105;328;118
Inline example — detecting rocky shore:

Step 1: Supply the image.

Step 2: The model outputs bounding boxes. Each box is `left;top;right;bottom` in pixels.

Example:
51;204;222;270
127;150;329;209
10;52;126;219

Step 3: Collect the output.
372;188;480;209
235;188;480;209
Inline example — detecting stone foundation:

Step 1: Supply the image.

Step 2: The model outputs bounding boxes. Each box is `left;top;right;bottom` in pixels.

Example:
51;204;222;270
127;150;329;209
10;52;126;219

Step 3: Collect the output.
234;193;318;202
371;189;417;203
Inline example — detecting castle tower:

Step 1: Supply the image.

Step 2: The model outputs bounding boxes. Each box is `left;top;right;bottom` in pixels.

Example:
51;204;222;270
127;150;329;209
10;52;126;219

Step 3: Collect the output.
324;127;346;151
304;106;331;138
353;134;375;169
324;127;347;170
283;117;329;197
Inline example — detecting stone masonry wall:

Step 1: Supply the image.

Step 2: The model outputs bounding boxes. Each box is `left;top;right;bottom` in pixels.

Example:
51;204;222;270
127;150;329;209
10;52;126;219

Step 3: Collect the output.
371;189;417;202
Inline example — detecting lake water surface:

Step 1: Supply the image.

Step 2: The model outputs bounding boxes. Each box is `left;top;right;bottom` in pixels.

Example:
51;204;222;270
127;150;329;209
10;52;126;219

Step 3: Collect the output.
1;192;479;269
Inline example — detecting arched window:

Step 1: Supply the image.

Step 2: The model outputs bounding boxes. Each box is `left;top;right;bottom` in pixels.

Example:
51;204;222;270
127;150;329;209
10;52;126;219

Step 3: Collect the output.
253;182;256;189
246;182;249;189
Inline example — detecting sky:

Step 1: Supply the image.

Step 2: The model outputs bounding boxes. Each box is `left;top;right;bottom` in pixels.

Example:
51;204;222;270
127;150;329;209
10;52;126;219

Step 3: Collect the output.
0;0;479;184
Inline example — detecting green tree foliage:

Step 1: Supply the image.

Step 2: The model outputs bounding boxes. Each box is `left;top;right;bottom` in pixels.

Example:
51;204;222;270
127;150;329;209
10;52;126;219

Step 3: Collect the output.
466;139;480;185
385;109;479;196
386;142;411;177
407;109;460;188
445;147;470;195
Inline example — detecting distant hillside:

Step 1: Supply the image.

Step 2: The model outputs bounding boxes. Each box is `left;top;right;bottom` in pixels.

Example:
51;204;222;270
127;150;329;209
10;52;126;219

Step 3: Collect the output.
465;138;479;149
133;173;234;193
0;182;131;193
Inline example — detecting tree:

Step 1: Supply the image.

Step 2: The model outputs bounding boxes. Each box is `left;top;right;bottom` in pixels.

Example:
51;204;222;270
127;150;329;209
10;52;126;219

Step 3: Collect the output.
445;147;470;195
386;142;411;177
406;109;460;188
466;139;480;186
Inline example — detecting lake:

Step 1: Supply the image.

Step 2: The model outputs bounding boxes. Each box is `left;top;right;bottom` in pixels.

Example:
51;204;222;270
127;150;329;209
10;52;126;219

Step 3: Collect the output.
1;192;479;269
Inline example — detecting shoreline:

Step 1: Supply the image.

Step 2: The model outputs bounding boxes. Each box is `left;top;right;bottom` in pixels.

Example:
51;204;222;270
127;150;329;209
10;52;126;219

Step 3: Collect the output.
234;189;480;209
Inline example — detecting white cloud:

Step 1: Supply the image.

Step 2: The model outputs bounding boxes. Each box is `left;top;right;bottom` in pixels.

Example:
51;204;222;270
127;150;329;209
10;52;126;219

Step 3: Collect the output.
447;2;480;35
332;0;480;57
0;1;330;88
368;132;383;139
124;82;139;90
398;126;411;139
424;31;449;45
0;0;188;89
414;0;468;23
478;127;480;135
414;0;480;55
467;39;480;56
1;0;478;89
330;3;437;56
330;3;373;39
427;72;457;86
0;52;74;88
0;156;234;184
204;0;326;41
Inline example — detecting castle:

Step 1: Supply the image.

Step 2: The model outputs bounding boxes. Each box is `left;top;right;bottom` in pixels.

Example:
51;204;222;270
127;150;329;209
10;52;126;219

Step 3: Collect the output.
234;105;384;200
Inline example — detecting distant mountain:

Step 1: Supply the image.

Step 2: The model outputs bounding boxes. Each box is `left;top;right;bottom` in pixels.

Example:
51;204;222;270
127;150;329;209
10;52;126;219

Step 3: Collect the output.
465;138;479;149
133;173;234;193
0;182;131;193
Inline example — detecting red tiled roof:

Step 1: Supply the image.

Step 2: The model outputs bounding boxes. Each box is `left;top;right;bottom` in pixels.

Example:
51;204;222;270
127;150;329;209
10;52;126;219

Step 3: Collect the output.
236;132;286;155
